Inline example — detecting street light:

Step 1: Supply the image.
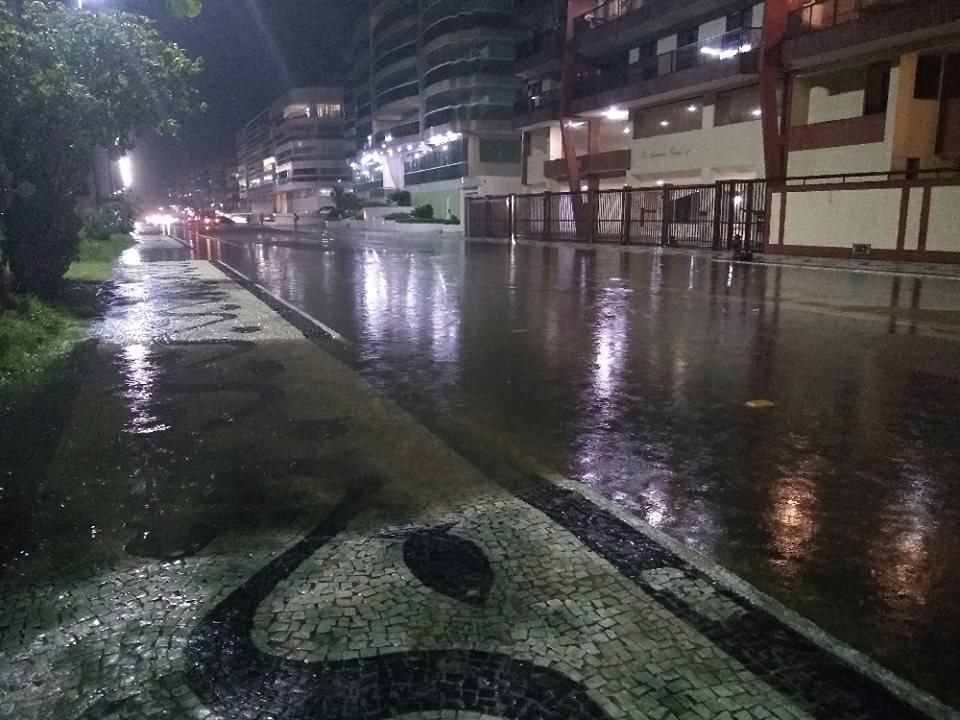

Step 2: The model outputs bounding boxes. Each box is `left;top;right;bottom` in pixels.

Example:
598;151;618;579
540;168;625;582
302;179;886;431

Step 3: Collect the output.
118;156;133;189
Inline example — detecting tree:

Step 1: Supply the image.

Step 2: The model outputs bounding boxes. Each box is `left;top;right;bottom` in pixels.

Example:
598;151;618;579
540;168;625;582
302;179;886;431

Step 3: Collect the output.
330;186;364;220
165;0;203;18
0;0;202;294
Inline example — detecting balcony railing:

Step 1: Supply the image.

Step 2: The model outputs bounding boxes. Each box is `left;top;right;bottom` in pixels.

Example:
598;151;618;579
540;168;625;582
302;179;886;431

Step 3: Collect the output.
789;113;887;151
573;0;647;34
543;150;631;180
787;0;918;37
513;89;561;116
573;27;761;99
374;120;420;145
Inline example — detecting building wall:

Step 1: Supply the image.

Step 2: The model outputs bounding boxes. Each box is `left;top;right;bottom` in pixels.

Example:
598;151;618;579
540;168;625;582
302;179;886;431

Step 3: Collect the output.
782;188;901;248
409;186;462;220
411;175;524;221
926;186;960;252
788;142;892;176
768;182;960;260
630;113;764;185
891;53;948;170
787;66;901;177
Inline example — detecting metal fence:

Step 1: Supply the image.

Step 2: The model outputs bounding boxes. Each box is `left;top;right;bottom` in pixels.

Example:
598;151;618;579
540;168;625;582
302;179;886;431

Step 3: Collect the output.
466;180;767;251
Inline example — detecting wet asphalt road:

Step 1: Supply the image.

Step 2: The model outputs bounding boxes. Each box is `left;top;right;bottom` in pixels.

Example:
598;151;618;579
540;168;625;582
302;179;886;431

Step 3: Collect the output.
189;227;960;706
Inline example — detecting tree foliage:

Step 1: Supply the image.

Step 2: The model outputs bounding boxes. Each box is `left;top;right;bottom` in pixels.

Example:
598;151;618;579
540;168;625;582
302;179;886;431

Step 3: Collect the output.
165;0;203;19
0;0;203;293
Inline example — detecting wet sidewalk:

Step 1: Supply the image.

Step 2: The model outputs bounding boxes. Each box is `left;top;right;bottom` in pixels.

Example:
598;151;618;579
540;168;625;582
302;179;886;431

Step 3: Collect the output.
0;252;956;720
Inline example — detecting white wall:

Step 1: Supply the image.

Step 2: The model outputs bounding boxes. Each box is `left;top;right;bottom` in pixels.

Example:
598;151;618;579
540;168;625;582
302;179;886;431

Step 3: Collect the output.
926;186;960;253
806;86;865;124
629;117;764;184
526;149;548;187
772;183;960;255
781;188;902;249
789;142;892;176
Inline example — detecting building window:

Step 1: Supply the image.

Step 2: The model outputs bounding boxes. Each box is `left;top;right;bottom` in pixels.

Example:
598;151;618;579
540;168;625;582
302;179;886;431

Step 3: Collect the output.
633;98;704;138
479;138;521;164
675;27;699;71
863;62;890;115
915;55;942;100
403;139;468;185
316;103;343;118
715;85;762;126
943;54;960;99
726;10;748;31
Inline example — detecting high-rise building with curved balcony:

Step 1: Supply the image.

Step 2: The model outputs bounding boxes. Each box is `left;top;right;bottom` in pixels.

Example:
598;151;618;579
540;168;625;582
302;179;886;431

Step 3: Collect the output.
237;87;353;216
346;0;525;220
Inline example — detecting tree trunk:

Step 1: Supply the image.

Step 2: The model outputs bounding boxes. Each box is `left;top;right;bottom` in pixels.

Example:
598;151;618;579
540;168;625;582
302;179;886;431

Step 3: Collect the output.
0;264;10;311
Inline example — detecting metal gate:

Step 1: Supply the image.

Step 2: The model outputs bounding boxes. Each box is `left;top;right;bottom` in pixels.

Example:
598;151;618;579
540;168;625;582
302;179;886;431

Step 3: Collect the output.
465;196;511;238
716;180;766;252
466;180;767;251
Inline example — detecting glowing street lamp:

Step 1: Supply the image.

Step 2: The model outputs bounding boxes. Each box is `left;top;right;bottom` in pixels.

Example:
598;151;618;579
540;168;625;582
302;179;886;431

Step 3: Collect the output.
118;155;133;189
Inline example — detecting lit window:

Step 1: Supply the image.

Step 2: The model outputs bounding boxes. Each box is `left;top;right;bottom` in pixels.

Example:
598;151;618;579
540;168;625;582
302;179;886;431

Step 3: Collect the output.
632;99;703;138
714;85;762;127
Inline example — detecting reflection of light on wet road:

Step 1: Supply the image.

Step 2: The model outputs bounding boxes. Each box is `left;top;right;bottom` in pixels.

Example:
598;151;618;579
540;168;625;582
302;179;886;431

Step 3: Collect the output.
360;250;389;346
872;468;937;613
593;286;630;402
770;472;819;575
120;247;142;266
430;263;460;368
121;343;169;436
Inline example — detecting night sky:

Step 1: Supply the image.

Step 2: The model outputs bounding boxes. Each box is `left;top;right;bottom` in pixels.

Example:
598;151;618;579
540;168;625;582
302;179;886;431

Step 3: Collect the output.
127;0;362;203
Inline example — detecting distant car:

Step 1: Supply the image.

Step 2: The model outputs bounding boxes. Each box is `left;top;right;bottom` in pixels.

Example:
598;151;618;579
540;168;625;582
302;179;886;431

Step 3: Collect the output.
192;211;234;228
135;220;163;235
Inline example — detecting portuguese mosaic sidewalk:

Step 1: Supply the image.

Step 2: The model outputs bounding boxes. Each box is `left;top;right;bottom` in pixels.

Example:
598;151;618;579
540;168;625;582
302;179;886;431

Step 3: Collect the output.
0;246;956;720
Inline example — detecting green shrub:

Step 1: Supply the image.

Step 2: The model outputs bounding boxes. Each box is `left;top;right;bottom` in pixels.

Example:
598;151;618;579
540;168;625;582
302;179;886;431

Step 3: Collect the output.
4;191;81;295
387;190;411;206
79;200;135;241
411;203;434;220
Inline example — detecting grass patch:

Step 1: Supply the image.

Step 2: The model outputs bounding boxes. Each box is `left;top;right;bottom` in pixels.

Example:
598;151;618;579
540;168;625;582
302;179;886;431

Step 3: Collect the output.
65;232;133;282
1;232;130;394
0;295;83;394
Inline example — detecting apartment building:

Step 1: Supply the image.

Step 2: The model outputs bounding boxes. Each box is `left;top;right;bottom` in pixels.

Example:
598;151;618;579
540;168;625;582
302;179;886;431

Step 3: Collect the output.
344;0;525;219
237;87;352;215
515;0;960;193
775;0;960;178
